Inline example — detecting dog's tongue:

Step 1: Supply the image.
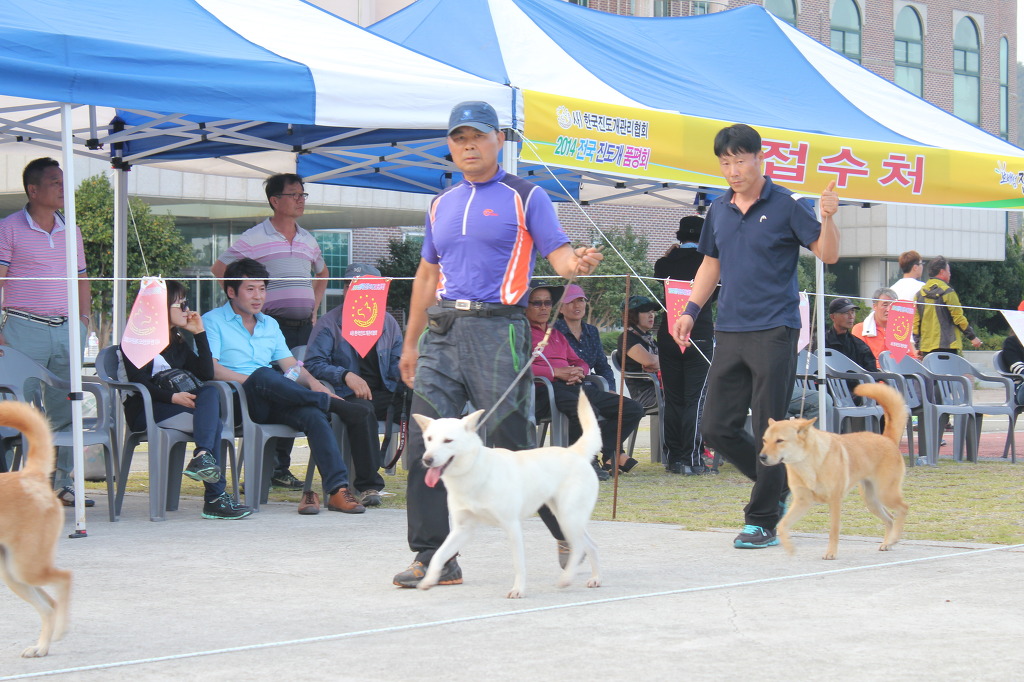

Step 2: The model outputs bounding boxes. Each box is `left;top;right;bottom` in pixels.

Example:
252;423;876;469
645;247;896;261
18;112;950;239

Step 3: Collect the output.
424;466;441;488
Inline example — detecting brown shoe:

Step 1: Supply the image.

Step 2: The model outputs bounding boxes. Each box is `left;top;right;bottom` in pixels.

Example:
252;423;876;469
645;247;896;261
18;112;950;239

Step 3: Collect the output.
327;486;366;514
297;490;320;515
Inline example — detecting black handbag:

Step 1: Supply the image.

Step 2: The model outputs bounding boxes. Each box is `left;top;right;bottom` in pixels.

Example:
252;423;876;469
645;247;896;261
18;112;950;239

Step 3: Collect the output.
151;368;203;394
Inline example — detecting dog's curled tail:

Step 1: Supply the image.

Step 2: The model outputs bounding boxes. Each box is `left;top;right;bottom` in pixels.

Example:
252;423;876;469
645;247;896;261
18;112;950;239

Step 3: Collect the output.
0;402;54;477
853;382;907;445
570;390;602;459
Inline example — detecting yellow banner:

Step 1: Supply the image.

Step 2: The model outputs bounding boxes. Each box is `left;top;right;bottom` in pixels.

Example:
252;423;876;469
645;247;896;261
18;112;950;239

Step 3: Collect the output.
521;90;1024;209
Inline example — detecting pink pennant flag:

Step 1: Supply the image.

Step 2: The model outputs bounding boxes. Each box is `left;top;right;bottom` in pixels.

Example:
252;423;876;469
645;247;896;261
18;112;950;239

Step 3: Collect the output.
341;276;391;358
884;299;916;362
797;293;810;351
664;278;691;353
121;277;169;368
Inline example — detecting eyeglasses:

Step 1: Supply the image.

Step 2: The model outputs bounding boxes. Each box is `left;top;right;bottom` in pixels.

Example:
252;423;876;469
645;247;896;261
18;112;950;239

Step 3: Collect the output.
170;301;190;312
529;300;553;308
917;261;924;266
276;192;308;200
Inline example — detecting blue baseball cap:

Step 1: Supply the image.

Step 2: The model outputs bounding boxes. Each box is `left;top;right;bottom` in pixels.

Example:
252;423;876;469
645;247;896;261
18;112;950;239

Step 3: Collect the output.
448;101;499;135
345;262;380;278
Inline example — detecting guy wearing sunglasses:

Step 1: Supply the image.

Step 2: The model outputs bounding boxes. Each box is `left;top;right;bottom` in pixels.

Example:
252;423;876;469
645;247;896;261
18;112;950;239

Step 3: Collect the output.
212;173;329;491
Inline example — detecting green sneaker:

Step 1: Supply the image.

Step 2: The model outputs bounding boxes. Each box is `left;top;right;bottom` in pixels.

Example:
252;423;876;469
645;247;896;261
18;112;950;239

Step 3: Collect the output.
733;525;779;549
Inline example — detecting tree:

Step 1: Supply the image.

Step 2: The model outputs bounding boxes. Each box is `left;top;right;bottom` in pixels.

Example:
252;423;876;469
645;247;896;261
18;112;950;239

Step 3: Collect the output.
78;174;192;343
377;236;421;313
533;225;654;329
945;232;1024;335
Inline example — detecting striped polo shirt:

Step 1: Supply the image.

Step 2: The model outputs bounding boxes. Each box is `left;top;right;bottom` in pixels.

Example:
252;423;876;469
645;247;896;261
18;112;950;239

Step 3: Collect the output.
422;169;568;305
217;218;325;320
0;207;86;316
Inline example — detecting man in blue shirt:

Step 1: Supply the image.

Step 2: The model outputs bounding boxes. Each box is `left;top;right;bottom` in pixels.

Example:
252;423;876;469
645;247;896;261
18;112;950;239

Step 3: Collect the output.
203;258;372;515
673;124;839;549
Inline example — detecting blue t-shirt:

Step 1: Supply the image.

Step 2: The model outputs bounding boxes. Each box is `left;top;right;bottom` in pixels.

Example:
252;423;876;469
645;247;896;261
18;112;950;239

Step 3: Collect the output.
202;301;292;376
699;176;821;332
422;168;570;305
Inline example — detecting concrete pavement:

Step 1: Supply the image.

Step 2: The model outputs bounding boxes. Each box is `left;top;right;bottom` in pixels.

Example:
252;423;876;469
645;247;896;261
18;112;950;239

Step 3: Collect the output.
1;490;1021;681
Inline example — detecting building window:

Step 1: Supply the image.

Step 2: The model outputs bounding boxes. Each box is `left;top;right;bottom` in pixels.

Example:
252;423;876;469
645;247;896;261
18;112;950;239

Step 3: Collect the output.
1000;37;1009;139
568;0;589;7
653;0;671;16
953;17;981;125
894;6;923;97
830;0;861;63
764;0;796;26
313;229;352;297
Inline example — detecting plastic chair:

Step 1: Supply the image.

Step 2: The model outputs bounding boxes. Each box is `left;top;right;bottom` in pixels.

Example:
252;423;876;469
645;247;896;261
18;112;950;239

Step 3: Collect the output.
611;349;666;464
534;376;570;447
95;346;237;521
923;351;1019;463
0;345;118;521
879;351;977;465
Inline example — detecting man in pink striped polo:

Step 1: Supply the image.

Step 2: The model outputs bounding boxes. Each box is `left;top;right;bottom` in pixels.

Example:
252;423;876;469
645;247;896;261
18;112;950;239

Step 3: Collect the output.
0;157;94;507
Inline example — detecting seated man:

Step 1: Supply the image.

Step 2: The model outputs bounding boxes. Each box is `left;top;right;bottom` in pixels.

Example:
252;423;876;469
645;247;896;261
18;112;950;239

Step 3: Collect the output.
202;257;373;515
528;284;644;477
304;263;402;507
824;297;878;371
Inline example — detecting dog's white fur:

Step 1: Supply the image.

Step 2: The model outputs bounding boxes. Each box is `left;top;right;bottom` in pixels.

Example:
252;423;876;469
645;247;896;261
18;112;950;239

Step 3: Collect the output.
414;391;602;598
0;402;71;657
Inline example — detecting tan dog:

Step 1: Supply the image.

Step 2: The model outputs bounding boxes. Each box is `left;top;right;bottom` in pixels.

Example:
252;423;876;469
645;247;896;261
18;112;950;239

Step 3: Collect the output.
0;402;71;657
414;391;602;598
760;383;909;560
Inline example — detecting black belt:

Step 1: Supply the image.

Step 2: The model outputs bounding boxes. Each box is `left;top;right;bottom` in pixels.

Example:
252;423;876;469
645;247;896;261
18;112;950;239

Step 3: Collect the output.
275;318;311;328
437;300;524;317
3;309;68;327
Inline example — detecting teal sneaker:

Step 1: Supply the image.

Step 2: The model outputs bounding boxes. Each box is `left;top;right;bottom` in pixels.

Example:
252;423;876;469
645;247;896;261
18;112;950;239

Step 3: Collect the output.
734;524;779;549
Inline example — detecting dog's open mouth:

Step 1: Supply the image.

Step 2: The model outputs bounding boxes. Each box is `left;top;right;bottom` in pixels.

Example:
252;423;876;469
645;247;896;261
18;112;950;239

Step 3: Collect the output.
424;458;453;488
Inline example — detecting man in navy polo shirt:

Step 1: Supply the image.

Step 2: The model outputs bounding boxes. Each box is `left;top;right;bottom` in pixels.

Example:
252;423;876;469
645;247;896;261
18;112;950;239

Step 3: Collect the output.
673;124;839;549
392;101;603;588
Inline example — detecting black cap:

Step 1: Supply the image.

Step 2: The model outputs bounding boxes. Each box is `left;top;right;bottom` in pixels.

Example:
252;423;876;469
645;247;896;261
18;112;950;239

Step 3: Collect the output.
345;262;381;278
677;215;704;243
625;295;660;313
447;101;499;135
828;297;859;314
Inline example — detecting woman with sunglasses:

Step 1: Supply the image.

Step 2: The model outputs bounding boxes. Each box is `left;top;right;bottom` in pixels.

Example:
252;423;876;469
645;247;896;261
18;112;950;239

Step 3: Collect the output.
122;280;252;520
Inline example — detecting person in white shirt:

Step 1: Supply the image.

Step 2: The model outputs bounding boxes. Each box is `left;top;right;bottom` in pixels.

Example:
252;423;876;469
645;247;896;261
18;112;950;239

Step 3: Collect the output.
890;250;925;301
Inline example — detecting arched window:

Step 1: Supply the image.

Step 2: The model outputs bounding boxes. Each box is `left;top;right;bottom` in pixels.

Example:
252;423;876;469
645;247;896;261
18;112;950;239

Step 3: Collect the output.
830;0;861;63
953;17;981;125
894;6;923;97
999;37;1009;138
764;0;796;26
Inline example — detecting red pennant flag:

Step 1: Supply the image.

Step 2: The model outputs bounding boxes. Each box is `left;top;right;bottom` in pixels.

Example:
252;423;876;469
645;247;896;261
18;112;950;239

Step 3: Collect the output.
664;278;691;354
121;277;169;368
341;275;390;358
884;299;915;362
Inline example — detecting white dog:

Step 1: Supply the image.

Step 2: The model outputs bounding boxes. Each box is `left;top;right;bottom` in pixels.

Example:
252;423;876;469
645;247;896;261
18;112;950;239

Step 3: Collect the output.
414;391;602;598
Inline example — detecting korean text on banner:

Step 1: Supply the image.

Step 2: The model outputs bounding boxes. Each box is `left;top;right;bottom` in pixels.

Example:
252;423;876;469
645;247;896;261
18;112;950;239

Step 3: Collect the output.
341;276;390;358
520;90;1024;209
884;300;916;362
121;277;169;368
663;279;691;354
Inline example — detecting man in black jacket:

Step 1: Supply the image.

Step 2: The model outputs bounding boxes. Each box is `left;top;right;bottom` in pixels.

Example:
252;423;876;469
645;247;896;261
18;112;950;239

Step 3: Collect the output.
825;297;877;371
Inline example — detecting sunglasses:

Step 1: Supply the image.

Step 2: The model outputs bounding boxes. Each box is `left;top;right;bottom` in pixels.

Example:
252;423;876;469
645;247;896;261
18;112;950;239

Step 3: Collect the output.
529;300;554;308
170;301;190;312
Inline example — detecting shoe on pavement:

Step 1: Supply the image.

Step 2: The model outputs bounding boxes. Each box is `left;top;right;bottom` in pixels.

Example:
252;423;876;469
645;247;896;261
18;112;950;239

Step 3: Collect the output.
202;492;253;520
393;557;462;588
733;524;779;549
298;490;320;515
271;469;304;489
183;451;221;483
56;485;94;508
327;486;366;513
361;489;382;507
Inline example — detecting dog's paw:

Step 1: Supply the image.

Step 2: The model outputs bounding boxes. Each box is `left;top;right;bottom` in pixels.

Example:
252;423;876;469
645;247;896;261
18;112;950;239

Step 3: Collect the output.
822;552;837;560
586;577;601;588
416;580;436;591
878;542;893;551
21;645;48;658
506;589;524;599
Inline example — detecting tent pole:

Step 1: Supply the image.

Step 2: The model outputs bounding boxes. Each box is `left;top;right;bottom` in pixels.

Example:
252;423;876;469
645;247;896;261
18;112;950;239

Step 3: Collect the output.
113;167;128;343
61;102;88;537
815;253;827;424
503;130;518;176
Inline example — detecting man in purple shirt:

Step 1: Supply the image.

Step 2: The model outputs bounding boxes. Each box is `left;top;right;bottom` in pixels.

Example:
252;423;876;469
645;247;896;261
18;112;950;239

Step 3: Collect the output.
392;101;603;588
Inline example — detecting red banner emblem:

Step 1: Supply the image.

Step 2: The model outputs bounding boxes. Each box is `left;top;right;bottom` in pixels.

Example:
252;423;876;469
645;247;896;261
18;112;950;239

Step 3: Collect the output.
121;277;169;368
341;276;390;358
664;278;692;354
884;299;915;362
